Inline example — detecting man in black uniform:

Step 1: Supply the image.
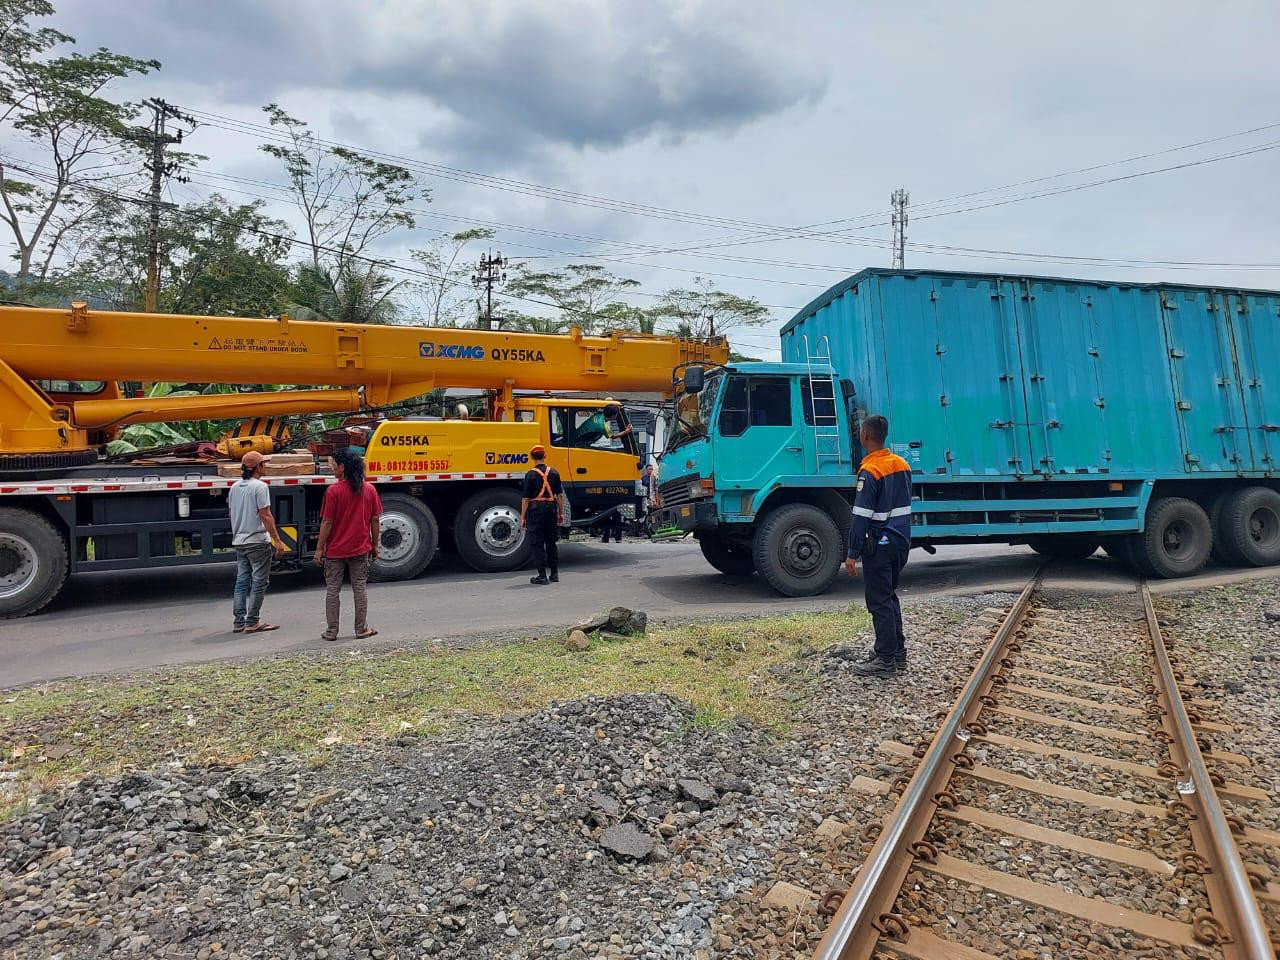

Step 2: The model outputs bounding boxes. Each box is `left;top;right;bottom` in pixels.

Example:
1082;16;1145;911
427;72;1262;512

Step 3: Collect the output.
520;444;565;585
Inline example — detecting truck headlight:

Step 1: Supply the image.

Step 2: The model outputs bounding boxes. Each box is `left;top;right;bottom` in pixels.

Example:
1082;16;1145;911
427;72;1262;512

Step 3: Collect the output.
688;477;715;499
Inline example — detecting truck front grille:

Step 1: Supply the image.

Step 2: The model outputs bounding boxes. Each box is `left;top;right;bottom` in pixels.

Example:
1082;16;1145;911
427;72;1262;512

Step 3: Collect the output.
659;474;697;510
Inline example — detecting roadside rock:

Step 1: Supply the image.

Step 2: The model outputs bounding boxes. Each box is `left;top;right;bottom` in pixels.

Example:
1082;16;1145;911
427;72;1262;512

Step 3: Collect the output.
599;822;656;861
678;778;716;807
1263;602;1280;623
564;629;590;652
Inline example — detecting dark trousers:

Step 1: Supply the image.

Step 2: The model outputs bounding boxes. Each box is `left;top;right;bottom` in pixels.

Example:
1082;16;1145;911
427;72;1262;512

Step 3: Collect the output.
863;539;908;661
528;505;558;574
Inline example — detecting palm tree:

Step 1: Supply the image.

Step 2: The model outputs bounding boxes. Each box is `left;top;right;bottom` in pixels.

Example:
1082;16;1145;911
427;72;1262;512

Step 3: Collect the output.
289;263;404;325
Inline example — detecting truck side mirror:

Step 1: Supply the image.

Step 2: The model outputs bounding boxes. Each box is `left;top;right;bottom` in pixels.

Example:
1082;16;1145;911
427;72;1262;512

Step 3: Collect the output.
683;366;705;394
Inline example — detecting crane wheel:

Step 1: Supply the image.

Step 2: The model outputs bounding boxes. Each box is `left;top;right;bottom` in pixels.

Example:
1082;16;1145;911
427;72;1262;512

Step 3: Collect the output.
454;488;533;573
0;507;69;618
370;495;438;582
0;449;98;480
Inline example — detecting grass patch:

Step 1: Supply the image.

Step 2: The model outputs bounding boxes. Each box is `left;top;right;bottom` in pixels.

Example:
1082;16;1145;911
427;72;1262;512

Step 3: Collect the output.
0;609;867;817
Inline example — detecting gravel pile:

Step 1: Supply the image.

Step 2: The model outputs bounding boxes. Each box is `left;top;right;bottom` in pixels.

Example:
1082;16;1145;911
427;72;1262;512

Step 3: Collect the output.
0;593;999;960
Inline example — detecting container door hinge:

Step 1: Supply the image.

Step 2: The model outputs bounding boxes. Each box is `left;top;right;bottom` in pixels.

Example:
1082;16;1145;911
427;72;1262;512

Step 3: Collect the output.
939;395;949;407
1169;348;1185;359
1087;346;1100;357
935;343;946;355
1185;453;1201;464
1094;397;1106;408
1030;374;1045;382
1214;426;1234;434
1216;377;1231;386
1261;424;1280;433
1046;420;1061;429
1176;400;1193;411
944;449;954;462
999;373;1014;382
990;420;1014;429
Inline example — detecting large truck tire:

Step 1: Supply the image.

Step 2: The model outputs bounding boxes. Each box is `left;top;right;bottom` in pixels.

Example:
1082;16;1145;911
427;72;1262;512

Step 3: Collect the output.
1027;534;1100;560
697;533;756;576
0;507;69;618
1134;497;1212;579
1208;493;1235;564
752;503;842;597
454;488;532;573
1219;486;1280;567
370;494;438;582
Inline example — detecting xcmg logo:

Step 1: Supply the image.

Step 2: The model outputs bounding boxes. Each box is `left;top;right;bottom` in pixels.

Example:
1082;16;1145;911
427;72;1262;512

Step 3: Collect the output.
485;451;530;465
419;341;485;360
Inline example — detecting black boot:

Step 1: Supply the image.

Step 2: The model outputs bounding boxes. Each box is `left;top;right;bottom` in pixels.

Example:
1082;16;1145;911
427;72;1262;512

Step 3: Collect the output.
851;656;898;678
530;572;549;585
549;570;559;582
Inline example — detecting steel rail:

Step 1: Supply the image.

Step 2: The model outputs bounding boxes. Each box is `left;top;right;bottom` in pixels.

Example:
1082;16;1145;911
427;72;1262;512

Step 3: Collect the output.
1141;581;1274;959
812;572;1041;960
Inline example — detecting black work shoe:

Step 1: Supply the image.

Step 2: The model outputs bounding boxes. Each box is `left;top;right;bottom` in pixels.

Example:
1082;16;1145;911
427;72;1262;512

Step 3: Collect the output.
859;648;907;671
549;572;559;583
852;657;899;678
530;574;549;585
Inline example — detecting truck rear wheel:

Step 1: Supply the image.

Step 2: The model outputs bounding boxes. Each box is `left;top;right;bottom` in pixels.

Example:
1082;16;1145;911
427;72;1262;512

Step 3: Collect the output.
370;494;438;581
697;534;756;576
1208;493;1235;564
1220;486;1280;567
454;488;532;572
1134;497;1212;579
752;503;842;597
0;507;68;618
1027;534;1100;560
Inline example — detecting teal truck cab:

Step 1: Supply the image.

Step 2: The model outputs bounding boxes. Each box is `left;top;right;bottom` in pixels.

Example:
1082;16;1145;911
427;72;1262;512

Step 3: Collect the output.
654;361;859;596
655;269;1280;596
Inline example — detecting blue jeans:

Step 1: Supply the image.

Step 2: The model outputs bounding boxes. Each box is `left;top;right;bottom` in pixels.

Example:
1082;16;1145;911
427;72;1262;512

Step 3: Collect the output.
232;542;273;628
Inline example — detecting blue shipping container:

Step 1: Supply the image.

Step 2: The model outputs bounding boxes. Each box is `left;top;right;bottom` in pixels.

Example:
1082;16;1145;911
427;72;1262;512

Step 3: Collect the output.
782;269;1279;480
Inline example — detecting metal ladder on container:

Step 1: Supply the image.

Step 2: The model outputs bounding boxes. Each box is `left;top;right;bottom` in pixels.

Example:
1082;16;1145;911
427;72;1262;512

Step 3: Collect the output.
802;335;841;471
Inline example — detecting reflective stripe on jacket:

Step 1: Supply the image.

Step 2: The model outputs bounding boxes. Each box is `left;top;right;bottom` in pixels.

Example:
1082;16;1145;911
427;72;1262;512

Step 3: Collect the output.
847;448;912;556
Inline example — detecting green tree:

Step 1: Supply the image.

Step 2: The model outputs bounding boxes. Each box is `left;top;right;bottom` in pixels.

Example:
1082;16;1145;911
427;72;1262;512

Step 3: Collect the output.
408;226;495;327
260;103;422;276
0;0;160;287
650;277;769;340
504;262;640;334
289;262;404;326
48;194;293;315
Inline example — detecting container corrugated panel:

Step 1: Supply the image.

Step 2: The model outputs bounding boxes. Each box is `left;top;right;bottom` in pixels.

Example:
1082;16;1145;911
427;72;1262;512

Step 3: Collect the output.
781;269;1279;481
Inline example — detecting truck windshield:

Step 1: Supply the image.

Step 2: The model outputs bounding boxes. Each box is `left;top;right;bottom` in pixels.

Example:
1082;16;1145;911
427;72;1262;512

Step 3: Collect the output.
666;371;722;451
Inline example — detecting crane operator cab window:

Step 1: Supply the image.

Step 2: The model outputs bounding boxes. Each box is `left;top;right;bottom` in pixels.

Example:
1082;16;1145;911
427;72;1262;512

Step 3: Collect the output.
718;376;792;437
570;405;636;454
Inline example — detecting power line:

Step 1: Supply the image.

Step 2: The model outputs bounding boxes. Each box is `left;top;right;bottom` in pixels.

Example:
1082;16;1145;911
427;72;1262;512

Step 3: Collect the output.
178;104;1280;261
175;161;1280;277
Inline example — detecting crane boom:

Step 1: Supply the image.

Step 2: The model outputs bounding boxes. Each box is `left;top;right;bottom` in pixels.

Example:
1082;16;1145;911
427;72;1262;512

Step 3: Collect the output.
0;302;728;457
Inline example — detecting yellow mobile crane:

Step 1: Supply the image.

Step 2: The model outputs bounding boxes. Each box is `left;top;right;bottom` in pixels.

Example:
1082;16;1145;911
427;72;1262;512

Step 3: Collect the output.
0;303;727;616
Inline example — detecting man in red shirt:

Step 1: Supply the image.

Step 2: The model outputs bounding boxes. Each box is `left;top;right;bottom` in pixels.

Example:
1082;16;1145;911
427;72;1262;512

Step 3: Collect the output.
315;449;383;641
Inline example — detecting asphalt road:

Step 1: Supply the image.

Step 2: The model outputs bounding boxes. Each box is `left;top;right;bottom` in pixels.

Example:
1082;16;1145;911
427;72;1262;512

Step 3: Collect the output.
2;539;1276;688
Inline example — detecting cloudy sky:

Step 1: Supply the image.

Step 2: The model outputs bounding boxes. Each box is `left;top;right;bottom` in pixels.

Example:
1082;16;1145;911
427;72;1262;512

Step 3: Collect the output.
36;1;1280;356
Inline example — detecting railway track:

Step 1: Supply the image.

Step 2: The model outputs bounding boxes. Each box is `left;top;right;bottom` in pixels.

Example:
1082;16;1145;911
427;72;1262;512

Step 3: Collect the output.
813;571;1279;960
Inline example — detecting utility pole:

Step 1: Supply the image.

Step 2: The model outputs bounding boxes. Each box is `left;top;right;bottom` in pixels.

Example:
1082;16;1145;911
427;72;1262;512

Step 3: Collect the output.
890;187;909;270
471;251;507;330
135;99;196;312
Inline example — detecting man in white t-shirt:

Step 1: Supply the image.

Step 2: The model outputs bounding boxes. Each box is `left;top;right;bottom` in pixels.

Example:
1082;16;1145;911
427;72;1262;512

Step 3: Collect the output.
228;450;286;633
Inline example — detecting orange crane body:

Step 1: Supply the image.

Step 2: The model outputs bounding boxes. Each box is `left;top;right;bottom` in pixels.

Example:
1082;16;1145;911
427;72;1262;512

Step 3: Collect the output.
0;302;726;455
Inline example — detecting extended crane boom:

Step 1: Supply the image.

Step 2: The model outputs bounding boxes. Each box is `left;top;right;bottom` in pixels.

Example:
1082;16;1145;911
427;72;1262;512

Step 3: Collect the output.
0;302;728;460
